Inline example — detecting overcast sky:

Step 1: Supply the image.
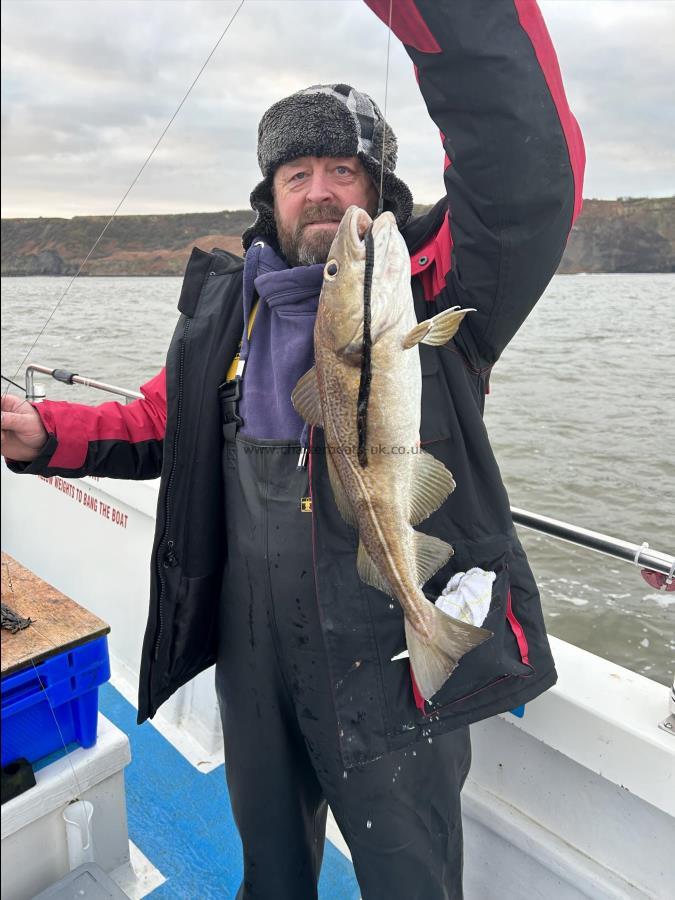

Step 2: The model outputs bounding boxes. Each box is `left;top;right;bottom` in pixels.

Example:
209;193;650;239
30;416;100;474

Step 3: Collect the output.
2;0;674;218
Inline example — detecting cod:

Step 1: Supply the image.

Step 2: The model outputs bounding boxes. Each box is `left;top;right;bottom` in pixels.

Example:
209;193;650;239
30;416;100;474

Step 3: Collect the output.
293;206;492;700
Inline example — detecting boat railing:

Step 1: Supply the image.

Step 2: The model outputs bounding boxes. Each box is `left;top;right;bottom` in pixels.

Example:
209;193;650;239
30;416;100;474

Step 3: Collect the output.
22;362;675;584
511;507;674;580
25;364;143;404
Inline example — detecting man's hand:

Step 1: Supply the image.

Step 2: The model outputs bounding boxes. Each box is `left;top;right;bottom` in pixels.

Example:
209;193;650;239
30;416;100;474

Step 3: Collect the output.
1;394;48;462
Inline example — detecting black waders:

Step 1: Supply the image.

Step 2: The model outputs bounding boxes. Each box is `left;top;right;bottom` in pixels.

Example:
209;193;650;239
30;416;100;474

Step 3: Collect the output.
216;431;470;900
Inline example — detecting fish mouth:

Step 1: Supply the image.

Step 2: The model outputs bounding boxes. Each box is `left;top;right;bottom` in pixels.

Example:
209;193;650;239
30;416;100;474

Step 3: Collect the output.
348;207;372;251
344;206;395;255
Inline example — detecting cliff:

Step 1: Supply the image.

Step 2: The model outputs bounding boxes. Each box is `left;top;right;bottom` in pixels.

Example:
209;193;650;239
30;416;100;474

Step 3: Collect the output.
1;198;673;276
559;198;674;274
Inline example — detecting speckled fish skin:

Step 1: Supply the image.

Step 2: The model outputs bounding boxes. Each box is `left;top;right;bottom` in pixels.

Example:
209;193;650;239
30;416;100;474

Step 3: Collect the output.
315;208;425;623
298;206;492;699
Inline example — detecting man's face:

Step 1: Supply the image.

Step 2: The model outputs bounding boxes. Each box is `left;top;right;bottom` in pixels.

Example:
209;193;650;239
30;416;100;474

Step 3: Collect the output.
273;156;379;266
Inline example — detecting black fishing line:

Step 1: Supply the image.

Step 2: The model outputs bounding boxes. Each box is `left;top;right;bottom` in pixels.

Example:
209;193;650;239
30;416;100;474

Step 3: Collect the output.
357;226;375;468
1;375;26;393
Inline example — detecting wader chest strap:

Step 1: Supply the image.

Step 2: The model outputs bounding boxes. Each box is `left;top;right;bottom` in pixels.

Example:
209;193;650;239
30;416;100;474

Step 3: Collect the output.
218;375;243;440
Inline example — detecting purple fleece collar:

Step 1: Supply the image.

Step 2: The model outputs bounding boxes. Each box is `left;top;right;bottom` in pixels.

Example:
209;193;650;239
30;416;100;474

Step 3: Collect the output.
238;239;324;441
240;239;323;361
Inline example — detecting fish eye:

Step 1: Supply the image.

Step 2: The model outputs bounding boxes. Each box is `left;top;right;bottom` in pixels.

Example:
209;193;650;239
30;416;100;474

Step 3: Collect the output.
324;260;339;280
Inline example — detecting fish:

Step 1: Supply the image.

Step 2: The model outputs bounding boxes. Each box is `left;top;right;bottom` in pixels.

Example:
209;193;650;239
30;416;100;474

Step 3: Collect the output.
292;206;492;700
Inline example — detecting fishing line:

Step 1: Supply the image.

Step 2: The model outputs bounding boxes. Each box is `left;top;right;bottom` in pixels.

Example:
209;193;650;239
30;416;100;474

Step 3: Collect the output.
358;0;393;464
357;1;393;463
0;0;248;794
3;0;247;406
1;374;26;394
377;0;394;217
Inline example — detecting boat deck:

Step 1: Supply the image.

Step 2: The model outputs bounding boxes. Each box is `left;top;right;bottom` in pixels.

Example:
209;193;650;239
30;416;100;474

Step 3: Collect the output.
99;683;361;899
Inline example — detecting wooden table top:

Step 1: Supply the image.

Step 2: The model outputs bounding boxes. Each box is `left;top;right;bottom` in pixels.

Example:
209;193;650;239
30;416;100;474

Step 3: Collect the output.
1;552;110;678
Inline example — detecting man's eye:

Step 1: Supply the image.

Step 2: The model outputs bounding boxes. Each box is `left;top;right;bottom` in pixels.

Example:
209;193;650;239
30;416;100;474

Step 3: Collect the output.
336;166;352;175
290;172;307;182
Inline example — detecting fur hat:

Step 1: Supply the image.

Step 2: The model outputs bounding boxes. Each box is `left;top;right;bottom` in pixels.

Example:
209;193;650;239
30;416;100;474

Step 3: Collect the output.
242;83;413;251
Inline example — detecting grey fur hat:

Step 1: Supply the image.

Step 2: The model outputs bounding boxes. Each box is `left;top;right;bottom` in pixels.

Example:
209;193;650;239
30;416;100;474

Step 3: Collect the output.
242;83;413;251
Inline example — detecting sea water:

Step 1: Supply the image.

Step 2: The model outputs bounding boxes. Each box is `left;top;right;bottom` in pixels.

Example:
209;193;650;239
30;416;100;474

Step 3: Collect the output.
2;273;673;686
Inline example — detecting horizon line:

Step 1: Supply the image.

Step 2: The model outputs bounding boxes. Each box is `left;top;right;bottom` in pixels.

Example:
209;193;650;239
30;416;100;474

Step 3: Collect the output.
2;195;674;222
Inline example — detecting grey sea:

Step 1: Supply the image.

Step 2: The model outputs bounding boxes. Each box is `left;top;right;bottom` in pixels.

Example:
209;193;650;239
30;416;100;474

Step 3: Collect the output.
2;274;674;687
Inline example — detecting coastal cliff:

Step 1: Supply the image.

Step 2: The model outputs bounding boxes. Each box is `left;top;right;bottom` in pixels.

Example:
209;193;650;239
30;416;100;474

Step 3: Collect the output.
1;197;673;276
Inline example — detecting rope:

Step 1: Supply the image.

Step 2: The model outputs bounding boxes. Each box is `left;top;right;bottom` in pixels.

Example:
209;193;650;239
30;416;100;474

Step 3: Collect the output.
1;602;33;633
357;227;375;467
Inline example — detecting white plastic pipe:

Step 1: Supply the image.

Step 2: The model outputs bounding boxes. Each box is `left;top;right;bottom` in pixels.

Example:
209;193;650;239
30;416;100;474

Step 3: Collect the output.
62;800;95;870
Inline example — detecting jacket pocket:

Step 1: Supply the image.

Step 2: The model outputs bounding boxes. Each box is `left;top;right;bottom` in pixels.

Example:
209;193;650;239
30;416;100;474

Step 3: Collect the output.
167;571;220;681
421;553;533;716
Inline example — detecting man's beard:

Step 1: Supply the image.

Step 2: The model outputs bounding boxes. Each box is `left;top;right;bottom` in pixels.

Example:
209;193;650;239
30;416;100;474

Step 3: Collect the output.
275;204;345;267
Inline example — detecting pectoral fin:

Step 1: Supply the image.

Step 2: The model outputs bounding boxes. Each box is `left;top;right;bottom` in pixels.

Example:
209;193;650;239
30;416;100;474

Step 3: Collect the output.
402;307;474;349
291;366;323;426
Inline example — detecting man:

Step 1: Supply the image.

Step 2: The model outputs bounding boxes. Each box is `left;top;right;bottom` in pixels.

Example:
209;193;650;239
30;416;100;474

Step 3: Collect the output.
1;1;584;897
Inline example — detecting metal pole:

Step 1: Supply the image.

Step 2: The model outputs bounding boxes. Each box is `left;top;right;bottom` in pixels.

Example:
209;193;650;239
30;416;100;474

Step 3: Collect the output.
511;506;674;577
25;365;143;402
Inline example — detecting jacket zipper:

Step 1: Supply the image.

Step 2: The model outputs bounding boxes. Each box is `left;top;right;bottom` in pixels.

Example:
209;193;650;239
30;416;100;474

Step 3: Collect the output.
154;317;191;659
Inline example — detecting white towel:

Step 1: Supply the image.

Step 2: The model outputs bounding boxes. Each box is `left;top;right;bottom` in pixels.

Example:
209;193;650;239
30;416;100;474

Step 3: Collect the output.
435;567;496;627
390;568;497;661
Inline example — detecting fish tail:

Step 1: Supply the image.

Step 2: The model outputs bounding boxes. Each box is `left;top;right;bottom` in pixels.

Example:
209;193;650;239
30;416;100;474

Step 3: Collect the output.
404;607;492;701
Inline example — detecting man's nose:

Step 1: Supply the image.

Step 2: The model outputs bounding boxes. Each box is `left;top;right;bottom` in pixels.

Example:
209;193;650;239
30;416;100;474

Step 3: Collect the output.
305;171;334;205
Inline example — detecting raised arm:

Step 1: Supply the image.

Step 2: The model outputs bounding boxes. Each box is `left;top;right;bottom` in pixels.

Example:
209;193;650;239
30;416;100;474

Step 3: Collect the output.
2;368;167;480
366;0;585;367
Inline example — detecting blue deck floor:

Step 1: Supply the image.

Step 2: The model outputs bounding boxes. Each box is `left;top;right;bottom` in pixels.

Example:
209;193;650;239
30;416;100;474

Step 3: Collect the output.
99;683;361;899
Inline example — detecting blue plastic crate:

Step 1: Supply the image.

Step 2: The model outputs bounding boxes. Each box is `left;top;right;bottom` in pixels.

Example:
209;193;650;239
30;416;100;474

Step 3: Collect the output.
1;636;110;767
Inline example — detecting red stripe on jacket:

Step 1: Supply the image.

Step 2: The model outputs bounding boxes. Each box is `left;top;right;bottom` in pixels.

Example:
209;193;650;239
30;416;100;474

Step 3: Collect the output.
364;0;441;53
410;213;454;302
506;590;531;666
513;0;585;222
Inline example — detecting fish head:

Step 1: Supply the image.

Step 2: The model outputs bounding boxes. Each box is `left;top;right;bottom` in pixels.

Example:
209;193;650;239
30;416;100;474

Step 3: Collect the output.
317;206;411;357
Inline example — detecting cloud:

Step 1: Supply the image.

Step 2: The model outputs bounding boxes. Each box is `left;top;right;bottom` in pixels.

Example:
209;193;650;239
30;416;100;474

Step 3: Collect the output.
1;0;673;217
